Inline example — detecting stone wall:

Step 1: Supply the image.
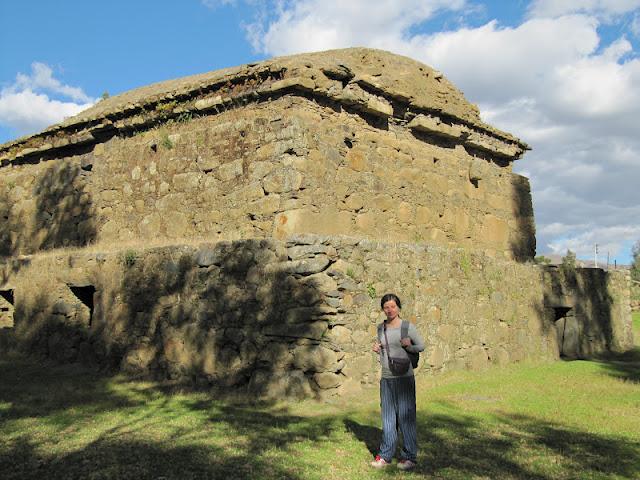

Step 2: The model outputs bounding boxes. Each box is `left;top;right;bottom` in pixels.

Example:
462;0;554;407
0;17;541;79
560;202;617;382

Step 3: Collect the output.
0;95;534;261
0;48;632;400
1;235;631;398
0;48;534;263
543;266;634;358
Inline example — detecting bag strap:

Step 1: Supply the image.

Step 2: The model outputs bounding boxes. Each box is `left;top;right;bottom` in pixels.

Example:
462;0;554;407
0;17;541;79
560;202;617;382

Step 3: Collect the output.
382;323;394;371
401;320;409;340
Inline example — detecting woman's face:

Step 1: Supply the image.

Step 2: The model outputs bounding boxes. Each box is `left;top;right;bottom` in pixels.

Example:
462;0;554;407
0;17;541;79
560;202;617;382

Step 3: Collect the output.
382;299;400;321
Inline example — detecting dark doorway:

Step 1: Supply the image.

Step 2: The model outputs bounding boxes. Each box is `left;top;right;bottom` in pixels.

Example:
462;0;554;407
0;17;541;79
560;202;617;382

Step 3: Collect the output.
553;306;578;358
69;285;96;326
0;289;15;328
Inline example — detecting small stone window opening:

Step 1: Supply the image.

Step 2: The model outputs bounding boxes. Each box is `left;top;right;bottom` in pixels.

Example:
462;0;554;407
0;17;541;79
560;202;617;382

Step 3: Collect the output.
470;177;480;189
69;285;96;326
0;289;15;328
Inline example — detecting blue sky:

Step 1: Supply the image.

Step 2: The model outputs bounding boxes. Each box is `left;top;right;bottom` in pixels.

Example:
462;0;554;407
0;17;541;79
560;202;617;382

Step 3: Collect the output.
1;0;639;264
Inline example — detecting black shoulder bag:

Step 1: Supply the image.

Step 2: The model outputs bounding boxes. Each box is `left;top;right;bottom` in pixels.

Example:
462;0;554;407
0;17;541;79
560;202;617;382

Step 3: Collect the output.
382;323;411;376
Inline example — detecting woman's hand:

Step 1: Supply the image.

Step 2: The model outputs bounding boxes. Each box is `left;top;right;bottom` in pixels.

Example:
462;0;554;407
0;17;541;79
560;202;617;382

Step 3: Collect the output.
372;342;382;353
400;338;412;347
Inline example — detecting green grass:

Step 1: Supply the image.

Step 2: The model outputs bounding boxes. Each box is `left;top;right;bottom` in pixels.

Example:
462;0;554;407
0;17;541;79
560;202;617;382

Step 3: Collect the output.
1;322;639;479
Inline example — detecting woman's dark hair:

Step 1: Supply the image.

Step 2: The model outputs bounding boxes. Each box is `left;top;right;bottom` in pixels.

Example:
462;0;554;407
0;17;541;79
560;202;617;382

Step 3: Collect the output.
380;293;402;309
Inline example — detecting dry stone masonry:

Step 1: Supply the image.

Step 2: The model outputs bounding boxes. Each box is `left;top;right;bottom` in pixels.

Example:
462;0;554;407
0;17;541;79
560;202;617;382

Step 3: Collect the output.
0;48;633;398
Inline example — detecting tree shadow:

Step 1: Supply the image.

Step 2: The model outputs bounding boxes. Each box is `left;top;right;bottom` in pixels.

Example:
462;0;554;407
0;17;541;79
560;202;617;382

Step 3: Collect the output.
346;408;640;479
0;434;309;480
530;264;636;383
12;238;341;400
33;161;97;251
509;174;536;262
0;353;340;480
590;347;640;383
0;160;96;284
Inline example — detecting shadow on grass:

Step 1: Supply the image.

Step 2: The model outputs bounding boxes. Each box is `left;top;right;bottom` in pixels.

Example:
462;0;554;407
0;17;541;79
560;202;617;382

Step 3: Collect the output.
3;354;639;480
0;353;338;480
590;346;640;383
0;353;134;424
1;435;306;480
347;408;640;479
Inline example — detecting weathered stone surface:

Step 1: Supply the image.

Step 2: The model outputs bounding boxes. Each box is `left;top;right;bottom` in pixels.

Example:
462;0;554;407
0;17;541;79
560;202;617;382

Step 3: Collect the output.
408;115;464;139
263;321;328;340
313;371;342;389
0;47;631;403
293;344;341;372
248;369;313;399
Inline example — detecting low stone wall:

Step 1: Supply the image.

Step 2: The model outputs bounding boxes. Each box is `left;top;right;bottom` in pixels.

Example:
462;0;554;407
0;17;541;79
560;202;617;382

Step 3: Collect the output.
0;235;633;398
542;266;634;358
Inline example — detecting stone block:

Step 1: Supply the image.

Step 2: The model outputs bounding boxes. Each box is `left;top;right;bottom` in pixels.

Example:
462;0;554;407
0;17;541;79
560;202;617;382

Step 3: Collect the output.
346;149;368;172
263;321;328;340
195;247;220;267
355;212;376;234
100;190;119;202
292;344;340;372
481;214;509;245
139;213;162;238
467;346;489;371
408;115;464;139
428;346;445;369
313;371;342;389
217;159;243;181
248;369;313;399
262;169;303;194
164;211;189;238
344;193;365;211
325;325;352;345
173;172;201;191
372;194;394;212
397;201;413;223
248;195;280;216
121;344;157;373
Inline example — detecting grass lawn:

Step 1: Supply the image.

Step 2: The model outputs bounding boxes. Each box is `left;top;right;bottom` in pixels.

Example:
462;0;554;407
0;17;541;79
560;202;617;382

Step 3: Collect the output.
0;315;638;479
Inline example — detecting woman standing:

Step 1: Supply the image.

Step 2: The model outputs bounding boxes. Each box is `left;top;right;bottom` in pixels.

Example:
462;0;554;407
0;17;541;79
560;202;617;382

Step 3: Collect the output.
371;293;425;471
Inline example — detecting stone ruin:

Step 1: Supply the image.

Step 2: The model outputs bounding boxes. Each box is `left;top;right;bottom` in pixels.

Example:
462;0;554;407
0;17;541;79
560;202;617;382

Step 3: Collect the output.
0;48;633;399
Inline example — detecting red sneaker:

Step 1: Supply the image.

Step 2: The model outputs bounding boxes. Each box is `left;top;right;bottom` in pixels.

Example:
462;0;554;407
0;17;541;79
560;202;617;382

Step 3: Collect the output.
370;455;390;468
397;459;417;471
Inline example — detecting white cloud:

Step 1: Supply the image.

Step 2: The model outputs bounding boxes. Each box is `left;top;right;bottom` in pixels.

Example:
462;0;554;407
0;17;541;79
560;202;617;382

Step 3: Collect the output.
547;225;640;261
0;62;95;139
14;62;92;103
0;89;93;136
242;1;640;263
246;0;467;55
528;0;640;21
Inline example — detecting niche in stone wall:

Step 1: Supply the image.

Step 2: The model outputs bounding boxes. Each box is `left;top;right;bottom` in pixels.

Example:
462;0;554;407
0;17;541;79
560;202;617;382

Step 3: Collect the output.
0;289;15;328
553;306;578;358
68;285;96;327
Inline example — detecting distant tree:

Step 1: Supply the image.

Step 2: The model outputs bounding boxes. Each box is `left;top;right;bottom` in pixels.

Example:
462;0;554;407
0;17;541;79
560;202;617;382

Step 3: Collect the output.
534;255;551;265
562;250;576;270
101;91;110;101
632;240;640;283
561;249;577;284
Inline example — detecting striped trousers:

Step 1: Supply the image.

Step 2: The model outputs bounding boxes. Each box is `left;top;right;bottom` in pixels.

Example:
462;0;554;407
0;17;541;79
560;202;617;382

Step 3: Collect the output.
378;376;417;462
